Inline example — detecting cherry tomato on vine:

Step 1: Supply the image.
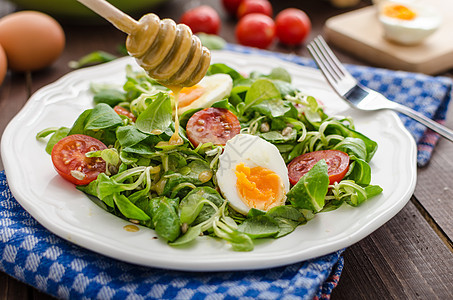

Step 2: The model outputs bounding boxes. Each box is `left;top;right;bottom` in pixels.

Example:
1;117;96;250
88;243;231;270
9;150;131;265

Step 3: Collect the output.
287;150;350;185
180;5;221;35
275;8;311;45
235;13;275;49
51;134;107;185
222;0;243;16
237;0;273;19
185;107;241;147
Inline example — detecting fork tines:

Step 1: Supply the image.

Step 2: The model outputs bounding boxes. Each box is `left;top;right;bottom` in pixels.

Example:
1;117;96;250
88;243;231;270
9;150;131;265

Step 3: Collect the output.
307;36;349;85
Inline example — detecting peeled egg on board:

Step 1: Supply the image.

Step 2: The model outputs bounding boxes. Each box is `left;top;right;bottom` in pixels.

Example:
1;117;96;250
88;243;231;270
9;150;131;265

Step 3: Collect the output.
216;134;290;215
0;11;65;71
378;1;442;45
176;73;233;115
0;44;6;85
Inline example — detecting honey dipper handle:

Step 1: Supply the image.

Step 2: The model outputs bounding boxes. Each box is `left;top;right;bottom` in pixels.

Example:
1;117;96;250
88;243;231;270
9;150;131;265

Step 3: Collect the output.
77;0;138;33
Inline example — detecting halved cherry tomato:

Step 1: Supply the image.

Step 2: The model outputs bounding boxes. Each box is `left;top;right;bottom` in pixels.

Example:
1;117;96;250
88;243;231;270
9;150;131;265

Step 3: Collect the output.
275;8;311;46
51;134;107;185
186;107;241;147
235;13;275;49
237;0;273;19
114;105;136;122
287;150;349;185
180;5;221;35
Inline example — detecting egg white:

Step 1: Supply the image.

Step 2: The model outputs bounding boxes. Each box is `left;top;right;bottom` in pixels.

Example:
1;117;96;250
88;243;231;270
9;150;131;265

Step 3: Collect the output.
177;73;233;115
216;134;290;215
378;1;442;45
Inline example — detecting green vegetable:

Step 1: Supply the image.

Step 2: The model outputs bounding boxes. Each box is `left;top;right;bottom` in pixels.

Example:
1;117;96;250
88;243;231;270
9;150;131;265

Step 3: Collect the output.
36;126;69;154
68;51;117;69
287;160;329;212
179;187;224;225
135;92;173;134
150;196;181;242
93;89;127;107
242;78;281;114
68;103;123;146
196;33;227;50
238;215;279;239
113;193;150;221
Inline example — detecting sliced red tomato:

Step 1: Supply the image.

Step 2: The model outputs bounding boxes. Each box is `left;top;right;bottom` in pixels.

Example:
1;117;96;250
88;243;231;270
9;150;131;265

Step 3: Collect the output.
51;134;107;185
186;107;241;147
114;105;136;122
287;150;349;185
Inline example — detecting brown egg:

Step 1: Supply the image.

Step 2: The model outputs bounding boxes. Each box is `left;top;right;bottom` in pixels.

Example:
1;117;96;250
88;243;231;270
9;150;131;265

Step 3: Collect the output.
0;44;6;85
0;11;65;72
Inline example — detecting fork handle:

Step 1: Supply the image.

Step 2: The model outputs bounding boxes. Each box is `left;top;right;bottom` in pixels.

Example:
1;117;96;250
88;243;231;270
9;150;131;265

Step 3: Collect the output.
391;103;453;142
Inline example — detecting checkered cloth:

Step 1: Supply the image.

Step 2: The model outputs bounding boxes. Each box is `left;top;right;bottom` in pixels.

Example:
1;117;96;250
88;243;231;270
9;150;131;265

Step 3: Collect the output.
1;45;451;299
225;44;453;167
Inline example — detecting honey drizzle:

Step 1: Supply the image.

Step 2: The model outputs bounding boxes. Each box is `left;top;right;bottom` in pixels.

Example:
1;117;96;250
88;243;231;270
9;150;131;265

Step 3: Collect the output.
123;224;139;232
156;86;184;147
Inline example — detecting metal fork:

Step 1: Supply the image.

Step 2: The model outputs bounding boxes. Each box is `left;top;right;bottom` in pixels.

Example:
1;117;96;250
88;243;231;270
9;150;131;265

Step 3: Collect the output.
307;35;453;142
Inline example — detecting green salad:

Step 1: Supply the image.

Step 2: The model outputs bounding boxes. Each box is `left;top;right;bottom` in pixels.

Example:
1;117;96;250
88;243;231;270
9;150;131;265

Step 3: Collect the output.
37;62;382;251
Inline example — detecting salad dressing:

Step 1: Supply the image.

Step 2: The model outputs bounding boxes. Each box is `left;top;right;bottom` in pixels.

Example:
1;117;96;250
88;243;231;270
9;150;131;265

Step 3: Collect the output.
123;224;139;232
150;129;163;135
157;86;184;147
198;170;213;183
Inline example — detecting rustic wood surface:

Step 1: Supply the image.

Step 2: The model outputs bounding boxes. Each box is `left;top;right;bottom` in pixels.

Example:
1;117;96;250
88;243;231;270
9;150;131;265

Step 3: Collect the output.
0;0;452;299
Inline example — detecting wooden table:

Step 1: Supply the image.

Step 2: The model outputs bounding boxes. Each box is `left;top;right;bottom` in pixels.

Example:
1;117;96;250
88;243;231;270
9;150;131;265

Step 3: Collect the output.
1;0;452;299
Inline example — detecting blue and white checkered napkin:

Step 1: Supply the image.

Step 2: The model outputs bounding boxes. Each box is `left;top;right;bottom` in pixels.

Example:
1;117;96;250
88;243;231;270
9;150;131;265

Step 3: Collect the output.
0;172;343;299
226;44;453;167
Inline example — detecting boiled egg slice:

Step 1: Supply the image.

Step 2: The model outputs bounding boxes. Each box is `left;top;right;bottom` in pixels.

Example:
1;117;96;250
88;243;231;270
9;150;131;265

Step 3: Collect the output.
216;134;290;215
175;73;233;115
378;0;442;45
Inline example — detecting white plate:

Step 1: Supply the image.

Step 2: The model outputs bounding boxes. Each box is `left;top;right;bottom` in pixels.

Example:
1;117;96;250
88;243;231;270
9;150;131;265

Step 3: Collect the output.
1;51;417;271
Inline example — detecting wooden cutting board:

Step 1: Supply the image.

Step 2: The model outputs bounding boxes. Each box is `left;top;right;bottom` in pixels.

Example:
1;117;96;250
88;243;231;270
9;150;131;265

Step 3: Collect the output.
323;0;453;75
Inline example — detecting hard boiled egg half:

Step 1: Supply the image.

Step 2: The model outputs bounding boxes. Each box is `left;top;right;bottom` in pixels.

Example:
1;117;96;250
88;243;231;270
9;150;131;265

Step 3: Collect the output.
216;134;290;215
176;73;233;115
378;0;442;45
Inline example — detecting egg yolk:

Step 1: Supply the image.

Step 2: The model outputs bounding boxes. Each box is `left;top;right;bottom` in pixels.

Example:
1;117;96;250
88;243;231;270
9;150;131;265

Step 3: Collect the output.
173;85;206;109
383;4;417;20
235;163;284;211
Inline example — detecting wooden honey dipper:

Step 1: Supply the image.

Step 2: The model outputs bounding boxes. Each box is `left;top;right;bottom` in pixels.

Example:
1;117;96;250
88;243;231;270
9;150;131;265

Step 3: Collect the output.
77;0;211;87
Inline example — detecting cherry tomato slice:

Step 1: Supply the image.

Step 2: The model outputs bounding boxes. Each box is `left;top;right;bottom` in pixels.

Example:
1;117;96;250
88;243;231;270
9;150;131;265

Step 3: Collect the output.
186;107;241;147
51;134;107;185
287;150;349;185
180;5;221;35
114;105;136;122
